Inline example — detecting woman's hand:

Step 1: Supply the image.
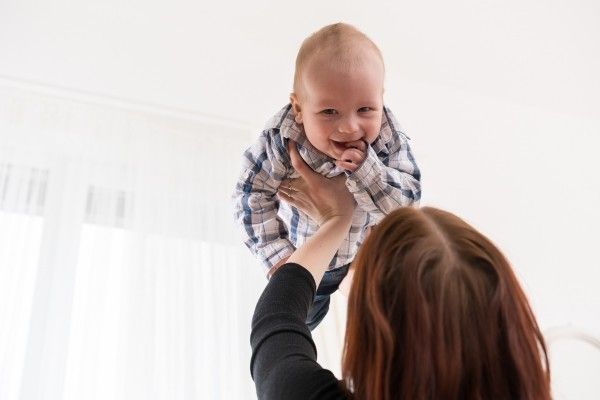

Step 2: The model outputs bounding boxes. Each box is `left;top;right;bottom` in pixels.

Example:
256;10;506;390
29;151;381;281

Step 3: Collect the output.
278;141;355;225
275;140;356;285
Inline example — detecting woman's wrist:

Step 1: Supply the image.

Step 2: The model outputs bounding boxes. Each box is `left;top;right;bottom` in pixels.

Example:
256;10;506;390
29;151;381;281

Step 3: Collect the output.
320;214;353;229
287;214;352;285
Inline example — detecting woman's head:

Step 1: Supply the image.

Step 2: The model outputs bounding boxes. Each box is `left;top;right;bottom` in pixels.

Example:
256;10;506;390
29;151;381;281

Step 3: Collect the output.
342;207;550;400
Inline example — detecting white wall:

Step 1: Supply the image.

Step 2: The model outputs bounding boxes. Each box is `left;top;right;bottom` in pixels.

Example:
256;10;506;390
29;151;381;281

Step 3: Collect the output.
1;0;598;123
1;0;599;398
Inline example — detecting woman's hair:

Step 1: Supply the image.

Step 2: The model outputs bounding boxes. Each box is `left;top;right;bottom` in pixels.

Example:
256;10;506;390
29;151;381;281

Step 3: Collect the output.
342;207;551;400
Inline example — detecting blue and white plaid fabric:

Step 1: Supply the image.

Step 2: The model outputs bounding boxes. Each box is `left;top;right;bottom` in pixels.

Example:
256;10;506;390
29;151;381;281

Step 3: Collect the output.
233;104;421;275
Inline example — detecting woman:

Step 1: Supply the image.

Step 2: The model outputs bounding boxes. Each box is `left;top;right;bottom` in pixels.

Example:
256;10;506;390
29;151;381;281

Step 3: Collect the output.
250;141;551;399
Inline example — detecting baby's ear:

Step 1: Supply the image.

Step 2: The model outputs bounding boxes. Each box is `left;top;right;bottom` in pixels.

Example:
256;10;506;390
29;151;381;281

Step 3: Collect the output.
289;93;303;124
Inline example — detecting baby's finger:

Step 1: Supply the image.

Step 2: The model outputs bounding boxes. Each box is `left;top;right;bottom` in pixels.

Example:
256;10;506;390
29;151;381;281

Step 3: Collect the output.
335;160;358;172
344;140;367;152
340;148;365;164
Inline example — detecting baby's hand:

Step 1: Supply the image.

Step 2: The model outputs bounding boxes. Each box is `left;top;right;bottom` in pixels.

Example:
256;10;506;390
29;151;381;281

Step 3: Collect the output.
335;140;367;173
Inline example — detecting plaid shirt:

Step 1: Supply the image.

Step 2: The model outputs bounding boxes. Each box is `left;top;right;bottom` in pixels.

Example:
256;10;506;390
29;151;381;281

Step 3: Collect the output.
233;104;421;275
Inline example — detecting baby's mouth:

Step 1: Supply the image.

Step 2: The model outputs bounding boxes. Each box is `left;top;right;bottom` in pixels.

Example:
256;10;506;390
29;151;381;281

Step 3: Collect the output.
331;139;350;155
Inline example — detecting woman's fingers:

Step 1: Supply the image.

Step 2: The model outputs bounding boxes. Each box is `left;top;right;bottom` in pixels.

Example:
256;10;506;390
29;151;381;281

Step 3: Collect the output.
279;178;308;197
277;185;300;205
277;187;293;201
282;139;356;224
281;177;307;194
277;181;313;218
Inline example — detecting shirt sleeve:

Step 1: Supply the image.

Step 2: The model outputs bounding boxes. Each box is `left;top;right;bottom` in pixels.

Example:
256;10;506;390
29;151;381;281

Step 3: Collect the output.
346;123;421;224
233;129;295;274
250;263;348;400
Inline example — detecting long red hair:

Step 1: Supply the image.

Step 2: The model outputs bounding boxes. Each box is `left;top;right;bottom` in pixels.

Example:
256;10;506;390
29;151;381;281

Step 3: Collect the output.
342;207;551;399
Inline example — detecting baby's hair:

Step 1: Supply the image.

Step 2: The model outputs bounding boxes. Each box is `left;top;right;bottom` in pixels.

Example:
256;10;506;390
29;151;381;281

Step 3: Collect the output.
293;23;384;96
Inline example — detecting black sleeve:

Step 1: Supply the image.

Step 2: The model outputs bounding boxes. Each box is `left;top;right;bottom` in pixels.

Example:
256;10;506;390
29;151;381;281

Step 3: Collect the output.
250;263;348;400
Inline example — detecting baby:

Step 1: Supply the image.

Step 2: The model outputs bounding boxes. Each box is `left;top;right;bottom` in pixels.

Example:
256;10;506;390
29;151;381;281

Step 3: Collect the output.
233;23;421;330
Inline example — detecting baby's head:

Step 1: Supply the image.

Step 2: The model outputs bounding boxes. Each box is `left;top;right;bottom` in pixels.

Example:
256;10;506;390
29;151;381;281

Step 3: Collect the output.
290;23;385;161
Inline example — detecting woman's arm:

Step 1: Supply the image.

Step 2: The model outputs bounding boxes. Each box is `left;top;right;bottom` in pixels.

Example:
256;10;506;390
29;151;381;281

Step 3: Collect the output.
251;263;347;400
250;140;355;399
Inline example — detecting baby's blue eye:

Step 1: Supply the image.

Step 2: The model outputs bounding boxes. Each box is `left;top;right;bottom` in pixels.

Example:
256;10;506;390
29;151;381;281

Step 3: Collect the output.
321;109;337;115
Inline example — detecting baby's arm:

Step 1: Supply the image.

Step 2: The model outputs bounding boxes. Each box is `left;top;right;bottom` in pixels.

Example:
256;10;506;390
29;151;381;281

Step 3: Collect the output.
345;124;421;223
233;130;294;277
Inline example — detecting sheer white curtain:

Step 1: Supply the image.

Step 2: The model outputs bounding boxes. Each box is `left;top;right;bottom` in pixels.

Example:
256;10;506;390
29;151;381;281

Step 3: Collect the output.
0;81;347;400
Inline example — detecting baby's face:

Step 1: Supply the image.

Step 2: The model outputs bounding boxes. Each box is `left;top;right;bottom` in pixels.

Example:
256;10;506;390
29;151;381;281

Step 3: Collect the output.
291;52;384;161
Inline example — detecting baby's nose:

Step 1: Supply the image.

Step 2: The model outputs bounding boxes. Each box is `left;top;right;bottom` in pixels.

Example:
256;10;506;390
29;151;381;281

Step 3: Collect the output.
337;117;359;136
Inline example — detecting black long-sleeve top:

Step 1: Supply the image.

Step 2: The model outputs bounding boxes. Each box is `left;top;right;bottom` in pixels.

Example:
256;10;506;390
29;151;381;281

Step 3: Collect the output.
250;263;349;399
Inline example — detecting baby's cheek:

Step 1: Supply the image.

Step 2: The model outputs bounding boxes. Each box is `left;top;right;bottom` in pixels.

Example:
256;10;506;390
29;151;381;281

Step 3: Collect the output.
366;130;380;144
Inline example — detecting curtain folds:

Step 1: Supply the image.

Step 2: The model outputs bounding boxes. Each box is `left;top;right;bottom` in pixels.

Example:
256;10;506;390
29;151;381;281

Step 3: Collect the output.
0;83;346;400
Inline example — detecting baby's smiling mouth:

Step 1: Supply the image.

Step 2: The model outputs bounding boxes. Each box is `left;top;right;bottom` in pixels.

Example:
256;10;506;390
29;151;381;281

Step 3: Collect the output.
331;139;351;154
330;138;364;157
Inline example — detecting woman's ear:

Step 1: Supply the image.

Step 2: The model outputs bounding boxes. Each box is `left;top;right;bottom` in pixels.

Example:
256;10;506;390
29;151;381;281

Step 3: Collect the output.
289;93;303;124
